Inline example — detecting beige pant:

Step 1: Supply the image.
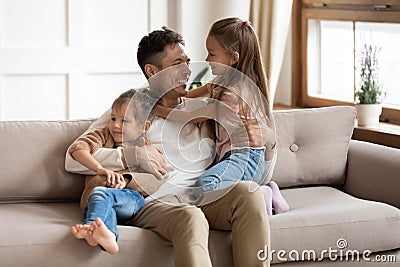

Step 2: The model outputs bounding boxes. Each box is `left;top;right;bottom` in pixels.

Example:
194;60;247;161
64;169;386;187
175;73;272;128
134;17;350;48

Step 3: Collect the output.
130;181;270;267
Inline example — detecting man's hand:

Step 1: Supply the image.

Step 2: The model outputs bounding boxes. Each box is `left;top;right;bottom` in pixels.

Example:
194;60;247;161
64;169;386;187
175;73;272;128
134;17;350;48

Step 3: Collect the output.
136;144;167;179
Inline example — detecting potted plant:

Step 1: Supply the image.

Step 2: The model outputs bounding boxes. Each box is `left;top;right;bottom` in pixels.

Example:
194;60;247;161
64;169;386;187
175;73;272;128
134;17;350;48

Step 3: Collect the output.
355;43;386;127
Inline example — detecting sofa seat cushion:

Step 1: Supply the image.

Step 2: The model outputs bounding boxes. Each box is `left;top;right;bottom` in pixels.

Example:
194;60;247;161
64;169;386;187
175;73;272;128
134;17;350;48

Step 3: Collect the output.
0;203;175;267
269;186;400;264
0;202;234;267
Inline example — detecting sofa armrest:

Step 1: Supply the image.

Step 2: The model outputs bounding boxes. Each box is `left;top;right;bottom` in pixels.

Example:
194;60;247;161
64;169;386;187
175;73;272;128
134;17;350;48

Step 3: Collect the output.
343;140;400;209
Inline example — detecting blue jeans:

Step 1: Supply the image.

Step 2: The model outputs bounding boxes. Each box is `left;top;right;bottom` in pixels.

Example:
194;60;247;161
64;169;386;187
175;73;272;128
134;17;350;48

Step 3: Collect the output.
84;187;144;240
194;148;265;195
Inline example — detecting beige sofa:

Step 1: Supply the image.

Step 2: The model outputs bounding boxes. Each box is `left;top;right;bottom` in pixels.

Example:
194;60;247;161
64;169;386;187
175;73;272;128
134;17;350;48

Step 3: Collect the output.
0;106;399;266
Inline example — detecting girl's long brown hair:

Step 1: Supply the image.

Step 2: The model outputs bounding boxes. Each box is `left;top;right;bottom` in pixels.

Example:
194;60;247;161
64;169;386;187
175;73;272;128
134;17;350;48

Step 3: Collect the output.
208;17;270;106
208;16;275;146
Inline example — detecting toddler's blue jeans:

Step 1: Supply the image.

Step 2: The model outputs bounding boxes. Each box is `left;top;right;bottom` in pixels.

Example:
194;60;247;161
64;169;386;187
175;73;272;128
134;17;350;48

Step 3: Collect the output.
84;187;144;240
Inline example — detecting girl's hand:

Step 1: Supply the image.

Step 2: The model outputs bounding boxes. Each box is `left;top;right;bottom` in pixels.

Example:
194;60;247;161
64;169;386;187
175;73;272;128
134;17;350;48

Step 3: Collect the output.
96;167;124;187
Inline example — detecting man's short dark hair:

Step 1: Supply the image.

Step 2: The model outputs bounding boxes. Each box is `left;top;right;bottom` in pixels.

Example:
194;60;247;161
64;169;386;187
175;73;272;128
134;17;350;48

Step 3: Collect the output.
137;26;185;79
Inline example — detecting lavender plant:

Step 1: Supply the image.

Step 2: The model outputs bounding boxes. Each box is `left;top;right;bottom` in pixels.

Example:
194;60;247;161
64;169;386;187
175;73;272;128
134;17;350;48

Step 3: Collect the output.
355;44;386;104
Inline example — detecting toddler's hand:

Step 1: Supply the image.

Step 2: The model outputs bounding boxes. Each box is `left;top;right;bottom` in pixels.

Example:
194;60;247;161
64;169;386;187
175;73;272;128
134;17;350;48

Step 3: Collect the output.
96;167;124;187
112;175;127;189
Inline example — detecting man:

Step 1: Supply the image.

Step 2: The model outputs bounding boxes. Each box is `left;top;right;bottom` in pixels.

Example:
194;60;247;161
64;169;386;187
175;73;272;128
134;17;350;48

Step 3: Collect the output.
65;27;270;267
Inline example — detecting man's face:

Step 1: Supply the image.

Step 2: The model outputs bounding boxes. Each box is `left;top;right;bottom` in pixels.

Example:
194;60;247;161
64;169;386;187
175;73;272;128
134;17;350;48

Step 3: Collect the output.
148;43;191;98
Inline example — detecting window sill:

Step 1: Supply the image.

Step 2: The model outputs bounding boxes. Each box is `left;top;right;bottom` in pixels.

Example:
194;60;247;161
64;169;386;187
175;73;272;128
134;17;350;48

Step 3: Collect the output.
273;105;400;149
353;122;400;149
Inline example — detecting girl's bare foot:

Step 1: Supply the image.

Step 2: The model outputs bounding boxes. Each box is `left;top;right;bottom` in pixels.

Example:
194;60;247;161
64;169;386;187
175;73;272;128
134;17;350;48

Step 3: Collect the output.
71;224;98;247
91;218;119;254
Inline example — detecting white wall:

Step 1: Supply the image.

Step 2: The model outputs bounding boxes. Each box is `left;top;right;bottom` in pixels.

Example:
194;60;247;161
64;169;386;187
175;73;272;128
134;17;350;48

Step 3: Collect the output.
179;0;291;106
180;0;250;61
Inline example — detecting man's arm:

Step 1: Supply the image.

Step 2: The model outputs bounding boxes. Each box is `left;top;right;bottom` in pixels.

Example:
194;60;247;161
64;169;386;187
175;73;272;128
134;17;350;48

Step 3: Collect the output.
71;149;125;188
65;147;126;175
65;109;167;179
65;109;124;174
124;144;167;179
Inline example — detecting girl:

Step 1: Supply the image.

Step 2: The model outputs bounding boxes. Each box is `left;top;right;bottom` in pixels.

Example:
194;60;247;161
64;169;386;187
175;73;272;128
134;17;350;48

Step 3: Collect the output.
69;89;160;253
156;17;289;215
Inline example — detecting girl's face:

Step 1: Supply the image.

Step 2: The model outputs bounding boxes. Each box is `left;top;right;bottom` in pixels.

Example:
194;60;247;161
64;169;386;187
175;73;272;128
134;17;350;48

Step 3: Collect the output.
109;102;142;143
205;35;234;75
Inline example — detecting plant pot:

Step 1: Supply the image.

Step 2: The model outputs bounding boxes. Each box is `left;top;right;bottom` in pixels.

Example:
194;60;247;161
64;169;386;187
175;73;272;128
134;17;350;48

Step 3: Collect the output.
355;104;382;127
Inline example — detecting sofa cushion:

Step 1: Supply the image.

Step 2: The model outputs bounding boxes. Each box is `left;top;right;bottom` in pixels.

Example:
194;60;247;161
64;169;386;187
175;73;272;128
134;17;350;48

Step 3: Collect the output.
272;106;356;187
344;140;400;209
0;202;233;267
0;203;174;267
269;186;400;264
0;120;93;203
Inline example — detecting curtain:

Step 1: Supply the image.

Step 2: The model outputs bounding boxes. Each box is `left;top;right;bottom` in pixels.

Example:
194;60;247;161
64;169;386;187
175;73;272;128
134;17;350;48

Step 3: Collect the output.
250;0;293;106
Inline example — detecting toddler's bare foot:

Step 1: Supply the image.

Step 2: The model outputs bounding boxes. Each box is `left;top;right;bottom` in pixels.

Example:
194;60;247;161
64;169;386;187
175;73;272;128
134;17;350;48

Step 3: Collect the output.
71;224;98;247
269;181;289;214
91;218;119;254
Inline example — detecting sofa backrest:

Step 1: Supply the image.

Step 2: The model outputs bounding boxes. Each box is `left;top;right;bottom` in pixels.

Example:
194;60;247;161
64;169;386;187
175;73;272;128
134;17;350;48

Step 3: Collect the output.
0;106;356;203
0;119;94;203
272;106;356;188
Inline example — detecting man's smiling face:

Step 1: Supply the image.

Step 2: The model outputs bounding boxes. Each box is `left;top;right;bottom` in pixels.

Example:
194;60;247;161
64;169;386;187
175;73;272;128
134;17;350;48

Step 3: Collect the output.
149;43;191;99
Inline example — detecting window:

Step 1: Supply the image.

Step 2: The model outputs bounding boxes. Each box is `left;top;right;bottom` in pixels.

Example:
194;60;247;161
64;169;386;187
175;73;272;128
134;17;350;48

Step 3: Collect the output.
294;0;400;123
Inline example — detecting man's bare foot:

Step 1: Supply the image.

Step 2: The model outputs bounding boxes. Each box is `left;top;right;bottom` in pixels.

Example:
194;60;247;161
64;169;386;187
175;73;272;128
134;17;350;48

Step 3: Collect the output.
91;218;119;254
71;224;98;247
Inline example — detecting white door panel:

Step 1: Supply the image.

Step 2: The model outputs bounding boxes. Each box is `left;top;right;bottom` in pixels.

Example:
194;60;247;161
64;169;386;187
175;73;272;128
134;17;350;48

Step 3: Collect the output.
0;0;167;120
2;0;67;48
1;74;67;120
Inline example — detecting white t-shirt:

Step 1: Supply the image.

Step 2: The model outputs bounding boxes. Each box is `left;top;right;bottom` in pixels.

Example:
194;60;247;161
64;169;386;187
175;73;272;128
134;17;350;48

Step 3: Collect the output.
144;98;215;202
